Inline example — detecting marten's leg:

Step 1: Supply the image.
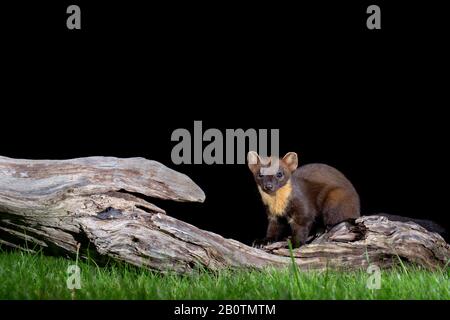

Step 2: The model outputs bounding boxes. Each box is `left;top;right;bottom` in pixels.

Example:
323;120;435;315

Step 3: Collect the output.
253;216;284;247
322;188;360;229
265;216;285;242
288;217;314;248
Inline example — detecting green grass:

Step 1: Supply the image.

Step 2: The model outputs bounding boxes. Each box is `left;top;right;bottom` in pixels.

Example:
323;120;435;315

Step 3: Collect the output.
0;250;448;300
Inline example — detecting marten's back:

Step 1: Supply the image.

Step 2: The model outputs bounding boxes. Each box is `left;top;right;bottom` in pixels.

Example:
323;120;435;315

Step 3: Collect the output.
291;163;360;215
294;163;355;189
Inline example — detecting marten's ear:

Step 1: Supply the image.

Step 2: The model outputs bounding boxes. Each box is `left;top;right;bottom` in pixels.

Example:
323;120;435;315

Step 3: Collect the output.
247;151;261;174
282;152;298;172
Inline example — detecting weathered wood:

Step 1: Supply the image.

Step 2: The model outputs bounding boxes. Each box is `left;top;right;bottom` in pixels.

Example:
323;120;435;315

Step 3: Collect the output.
263;216;449;270
0;155;448;273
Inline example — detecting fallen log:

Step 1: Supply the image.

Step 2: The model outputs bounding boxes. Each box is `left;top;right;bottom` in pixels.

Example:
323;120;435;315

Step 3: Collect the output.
0;155;448;272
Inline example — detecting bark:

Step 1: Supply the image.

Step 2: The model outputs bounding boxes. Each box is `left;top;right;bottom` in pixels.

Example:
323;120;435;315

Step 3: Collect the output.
0;155;448;273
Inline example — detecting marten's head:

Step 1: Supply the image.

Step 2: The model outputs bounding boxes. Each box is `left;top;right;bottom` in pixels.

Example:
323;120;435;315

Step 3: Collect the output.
247;151;298;194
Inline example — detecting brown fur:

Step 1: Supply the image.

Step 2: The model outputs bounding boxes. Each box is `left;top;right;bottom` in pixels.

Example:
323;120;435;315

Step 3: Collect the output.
248;151;360;248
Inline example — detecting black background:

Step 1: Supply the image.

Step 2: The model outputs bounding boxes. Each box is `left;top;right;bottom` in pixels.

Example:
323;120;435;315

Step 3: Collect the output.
2;1;448;245
4;300;447;320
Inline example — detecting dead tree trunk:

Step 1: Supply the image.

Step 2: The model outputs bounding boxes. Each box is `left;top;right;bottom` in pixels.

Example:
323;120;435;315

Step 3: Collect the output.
0;156;448;273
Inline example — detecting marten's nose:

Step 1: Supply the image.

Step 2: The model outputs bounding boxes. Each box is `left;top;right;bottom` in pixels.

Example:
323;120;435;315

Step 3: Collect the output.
264;183;274;192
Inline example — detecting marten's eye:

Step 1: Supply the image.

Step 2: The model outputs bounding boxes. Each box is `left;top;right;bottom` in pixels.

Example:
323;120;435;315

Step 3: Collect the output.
258;172;264;178
276;171;283;178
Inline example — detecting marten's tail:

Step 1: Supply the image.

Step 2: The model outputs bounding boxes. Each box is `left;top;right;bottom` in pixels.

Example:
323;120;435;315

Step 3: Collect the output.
375;213;448;241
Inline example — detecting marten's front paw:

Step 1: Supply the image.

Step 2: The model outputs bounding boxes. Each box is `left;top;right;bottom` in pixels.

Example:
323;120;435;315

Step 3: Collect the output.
252;238;273;248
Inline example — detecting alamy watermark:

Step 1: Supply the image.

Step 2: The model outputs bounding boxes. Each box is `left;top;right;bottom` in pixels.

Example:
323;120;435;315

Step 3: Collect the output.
171;121;280;174
65;5;381;31
66;242;82;299
67;265;81;290
366;264;381;290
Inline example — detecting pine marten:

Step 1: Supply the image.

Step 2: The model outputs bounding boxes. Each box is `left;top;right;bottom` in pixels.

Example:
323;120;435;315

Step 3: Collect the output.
247;151;360;248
